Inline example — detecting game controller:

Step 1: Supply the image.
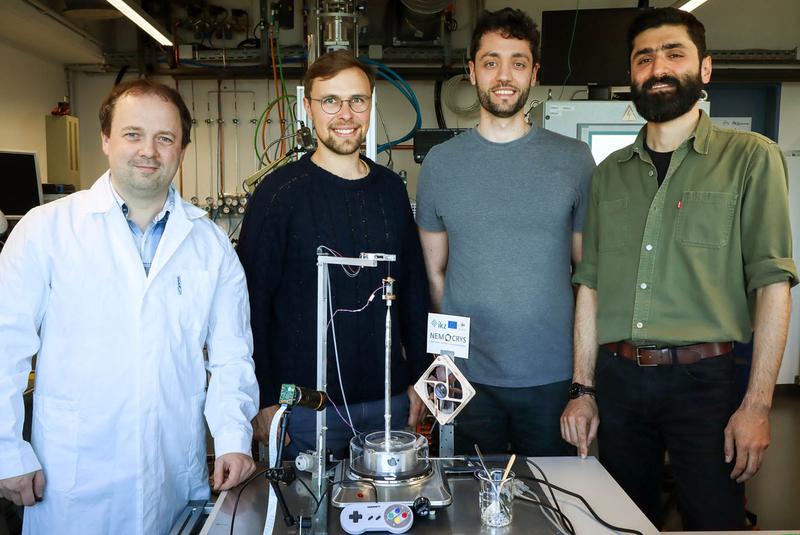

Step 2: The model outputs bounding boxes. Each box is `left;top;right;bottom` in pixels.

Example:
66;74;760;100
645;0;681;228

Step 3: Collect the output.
339;502;414;534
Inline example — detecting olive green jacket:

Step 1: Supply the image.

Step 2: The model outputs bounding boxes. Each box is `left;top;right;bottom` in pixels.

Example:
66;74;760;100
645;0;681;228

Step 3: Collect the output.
573;110;797;345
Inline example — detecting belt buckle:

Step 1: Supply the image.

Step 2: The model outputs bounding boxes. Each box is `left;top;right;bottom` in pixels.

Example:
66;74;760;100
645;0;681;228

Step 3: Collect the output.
635;345;659;367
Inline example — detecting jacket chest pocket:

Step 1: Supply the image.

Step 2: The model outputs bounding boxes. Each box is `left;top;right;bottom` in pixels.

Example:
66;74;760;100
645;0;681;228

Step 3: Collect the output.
598;198;630;253
174;270;212;332
675;191;737;248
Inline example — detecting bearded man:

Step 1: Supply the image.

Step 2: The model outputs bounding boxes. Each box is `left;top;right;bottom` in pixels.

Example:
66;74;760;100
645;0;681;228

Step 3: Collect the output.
237;51;430;459
416;7;595;456
560;7;796;531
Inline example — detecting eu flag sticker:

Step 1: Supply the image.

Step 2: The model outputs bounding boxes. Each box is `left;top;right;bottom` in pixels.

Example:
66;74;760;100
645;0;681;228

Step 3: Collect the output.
447;321;457;329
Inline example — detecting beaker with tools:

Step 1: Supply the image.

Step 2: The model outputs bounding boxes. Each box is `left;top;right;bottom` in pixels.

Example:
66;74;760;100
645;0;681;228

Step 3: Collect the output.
476;468;515;527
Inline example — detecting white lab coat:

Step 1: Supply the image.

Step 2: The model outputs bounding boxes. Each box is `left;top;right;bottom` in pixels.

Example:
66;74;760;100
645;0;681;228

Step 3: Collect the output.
0;173;259;535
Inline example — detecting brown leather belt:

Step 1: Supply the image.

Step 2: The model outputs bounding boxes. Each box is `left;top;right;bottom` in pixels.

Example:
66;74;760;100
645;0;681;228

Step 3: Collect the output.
604;341;734;366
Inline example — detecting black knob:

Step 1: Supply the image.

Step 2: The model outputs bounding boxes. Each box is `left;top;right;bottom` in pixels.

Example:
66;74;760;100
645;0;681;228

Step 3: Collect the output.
412;496;431;518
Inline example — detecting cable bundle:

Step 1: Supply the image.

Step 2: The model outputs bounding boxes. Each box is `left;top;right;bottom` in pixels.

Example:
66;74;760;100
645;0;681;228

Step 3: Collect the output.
359;58;422;154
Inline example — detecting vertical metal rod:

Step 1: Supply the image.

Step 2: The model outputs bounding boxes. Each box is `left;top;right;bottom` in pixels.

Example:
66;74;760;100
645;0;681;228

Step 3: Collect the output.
233;80;240;194
384;305;392;450
366;88;377;161
315;260;328;498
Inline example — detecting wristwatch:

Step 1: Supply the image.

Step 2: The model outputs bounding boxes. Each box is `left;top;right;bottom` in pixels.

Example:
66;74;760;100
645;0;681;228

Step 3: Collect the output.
568;382;596;399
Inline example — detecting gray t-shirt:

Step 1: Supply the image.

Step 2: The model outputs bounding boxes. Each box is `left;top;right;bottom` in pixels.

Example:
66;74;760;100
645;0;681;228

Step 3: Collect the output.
416;125;595;387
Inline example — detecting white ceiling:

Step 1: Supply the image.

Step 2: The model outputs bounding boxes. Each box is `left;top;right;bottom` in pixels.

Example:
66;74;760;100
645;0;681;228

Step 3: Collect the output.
0;0;105;65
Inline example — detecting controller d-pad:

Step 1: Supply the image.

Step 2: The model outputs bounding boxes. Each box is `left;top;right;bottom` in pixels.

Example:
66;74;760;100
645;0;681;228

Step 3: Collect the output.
348;510;363;523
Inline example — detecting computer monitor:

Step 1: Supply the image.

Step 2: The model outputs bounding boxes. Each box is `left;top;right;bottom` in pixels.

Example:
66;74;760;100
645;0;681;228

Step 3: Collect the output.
0;150;43;219
539;8;646;87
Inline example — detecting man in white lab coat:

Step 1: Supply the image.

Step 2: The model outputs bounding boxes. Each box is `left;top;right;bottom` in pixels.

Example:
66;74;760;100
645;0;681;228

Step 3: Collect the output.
0;79;259;534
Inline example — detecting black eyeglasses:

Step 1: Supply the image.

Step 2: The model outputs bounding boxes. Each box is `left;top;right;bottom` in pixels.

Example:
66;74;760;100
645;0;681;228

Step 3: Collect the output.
308;95;371;114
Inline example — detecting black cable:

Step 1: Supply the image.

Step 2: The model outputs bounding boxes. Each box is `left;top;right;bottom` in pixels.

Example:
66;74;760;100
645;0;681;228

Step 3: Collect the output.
376;104;393;169
229;467;269;535
295;476;319;505
434;79;447;129
227;472;320;533
227;469;323;535
227;216;244;239
558;0;581;100
527;459;569;533
253;19;264;38
516;475;644;535
516;494;576;535
237;37;261;49
114;65;129;87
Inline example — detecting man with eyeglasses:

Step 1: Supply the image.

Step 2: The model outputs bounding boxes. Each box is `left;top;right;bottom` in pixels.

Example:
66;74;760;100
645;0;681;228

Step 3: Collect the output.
237;51;430;458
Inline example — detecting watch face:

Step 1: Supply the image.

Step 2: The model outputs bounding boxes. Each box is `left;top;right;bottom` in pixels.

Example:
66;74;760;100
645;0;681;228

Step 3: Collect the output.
569;383;580;399
569;382;595;399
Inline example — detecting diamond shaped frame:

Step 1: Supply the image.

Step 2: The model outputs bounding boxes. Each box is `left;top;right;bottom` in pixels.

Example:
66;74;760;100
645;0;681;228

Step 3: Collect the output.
413;354;476;426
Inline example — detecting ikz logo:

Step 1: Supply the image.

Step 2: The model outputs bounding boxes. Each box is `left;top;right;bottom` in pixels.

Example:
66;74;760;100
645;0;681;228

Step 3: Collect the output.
431;319;459;330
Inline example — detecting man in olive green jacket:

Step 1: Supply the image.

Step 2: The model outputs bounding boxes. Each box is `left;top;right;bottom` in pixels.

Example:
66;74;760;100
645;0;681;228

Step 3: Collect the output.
560;8;796;531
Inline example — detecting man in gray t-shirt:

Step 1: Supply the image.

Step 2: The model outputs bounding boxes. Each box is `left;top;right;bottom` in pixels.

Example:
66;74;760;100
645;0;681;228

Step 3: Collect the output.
416;8;594;456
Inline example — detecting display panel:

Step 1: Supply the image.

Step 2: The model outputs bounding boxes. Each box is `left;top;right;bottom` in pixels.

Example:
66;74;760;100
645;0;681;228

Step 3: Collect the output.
0;151;43;217
540;8;645;87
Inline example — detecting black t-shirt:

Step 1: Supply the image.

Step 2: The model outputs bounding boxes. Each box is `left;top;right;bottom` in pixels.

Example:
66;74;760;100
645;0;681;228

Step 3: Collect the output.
645;145;673;187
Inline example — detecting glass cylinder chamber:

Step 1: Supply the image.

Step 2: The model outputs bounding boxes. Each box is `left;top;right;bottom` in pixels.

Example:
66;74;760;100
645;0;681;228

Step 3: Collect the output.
349;430;431;481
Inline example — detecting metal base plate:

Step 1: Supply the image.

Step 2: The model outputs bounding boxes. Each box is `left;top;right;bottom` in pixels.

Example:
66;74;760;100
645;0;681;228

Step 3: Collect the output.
331;459;453;508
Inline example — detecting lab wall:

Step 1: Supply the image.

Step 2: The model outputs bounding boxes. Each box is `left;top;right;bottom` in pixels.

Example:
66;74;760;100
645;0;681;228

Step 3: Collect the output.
779;83;800;384
0;39;68;182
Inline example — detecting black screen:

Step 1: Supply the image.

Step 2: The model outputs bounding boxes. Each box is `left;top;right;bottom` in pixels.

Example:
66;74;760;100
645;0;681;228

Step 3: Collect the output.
0;152;42;217
539;8;646;87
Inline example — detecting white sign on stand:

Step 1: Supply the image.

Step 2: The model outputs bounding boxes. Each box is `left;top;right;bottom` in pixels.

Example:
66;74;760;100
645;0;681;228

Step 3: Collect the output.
426;313;470;359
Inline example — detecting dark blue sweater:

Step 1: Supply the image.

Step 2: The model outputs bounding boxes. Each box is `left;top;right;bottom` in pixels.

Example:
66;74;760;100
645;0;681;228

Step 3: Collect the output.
237;153;430;408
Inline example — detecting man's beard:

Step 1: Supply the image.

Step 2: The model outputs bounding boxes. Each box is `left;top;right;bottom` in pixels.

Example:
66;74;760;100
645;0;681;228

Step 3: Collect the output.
476;83;530;119
317;123;364;156
631;71;704;123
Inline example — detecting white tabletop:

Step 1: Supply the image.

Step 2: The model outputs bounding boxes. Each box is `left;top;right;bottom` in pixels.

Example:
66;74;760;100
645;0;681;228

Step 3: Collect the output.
528;456;659;535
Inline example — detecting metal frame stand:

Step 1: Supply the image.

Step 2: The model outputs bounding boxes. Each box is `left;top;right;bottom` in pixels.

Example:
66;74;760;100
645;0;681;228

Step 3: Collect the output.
312;249;395;533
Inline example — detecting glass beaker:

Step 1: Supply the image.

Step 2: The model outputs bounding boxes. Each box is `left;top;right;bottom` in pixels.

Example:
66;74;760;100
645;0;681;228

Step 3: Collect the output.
476;468;515;527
